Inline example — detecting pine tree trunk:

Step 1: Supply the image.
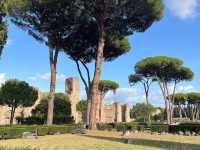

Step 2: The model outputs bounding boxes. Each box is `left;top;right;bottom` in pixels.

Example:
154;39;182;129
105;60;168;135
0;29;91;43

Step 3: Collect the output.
10;106;16;125
88;0;105;130
145;90;151;124
89;39;104;129
86;100;91;126
179;105;182;119
86;86;91;126
99;93;103;122
47;48;58;125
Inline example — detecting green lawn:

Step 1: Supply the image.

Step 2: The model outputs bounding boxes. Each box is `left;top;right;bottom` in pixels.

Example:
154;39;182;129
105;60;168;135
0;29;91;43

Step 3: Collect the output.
0;134;162;150
1;132;200;150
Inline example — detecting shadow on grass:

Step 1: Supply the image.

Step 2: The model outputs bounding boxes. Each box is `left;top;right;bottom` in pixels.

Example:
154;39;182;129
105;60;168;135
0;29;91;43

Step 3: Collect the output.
83;135;200;150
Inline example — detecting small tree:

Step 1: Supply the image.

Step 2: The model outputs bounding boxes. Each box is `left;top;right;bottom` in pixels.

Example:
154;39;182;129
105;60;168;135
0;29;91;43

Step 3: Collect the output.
130;103;155;122
129;73;155;123
0;79;38;125
76;100;88;113
135;56;194;124
32;93;72;124
97;80;119;121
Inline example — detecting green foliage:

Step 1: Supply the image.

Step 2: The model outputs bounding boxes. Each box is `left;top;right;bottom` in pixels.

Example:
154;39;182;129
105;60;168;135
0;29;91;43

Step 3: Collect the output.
30;93;73;124
152;108;167;123
170;93;188;105
187;92;200;104
0;0;8;56
0;79;38;124
97;123;113;131
1;79;38;108
76;100;87;113
66;34;131;64
64;0;164;65
128;74;144;86
169;123;200;134
9;0;79;50
82;0;163;35
97;122;169;133
16;116;44;125
0;147;37;150
135;56;194;82
0;124;84;139
130;103;155;121
98;80;119;94
150;124;169;133
0;79;38;107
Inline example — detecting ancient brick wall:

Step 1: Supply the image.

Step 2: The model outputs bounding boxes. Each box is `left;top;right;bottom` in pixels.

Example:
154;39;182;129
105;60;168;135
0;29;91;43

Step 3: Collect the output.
65;77;80;123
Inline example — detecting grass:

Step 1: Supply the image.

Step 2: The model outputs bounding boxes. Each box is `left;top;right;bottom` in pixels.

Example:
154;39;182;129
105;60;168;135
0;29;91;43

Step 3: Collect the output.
0;134;162;150
1;131;200;150
0;147;36;150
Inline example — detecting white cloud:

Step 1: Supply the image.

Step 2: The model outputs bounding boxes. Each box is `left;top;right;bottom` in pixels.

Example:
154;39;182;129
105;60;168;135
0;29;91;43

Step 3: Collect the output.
168;84;195;93
105;88;145;106
0;73;6;85
167;0;199;19
28;73;67;82
5;39;13;48
176;85;194;92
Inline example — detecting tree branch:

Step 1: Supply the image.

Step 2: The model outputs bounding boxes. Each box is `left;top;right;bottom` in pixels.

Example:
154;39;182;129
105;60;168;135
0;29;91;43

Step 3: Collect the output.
80;60;91;87
75;60;89;96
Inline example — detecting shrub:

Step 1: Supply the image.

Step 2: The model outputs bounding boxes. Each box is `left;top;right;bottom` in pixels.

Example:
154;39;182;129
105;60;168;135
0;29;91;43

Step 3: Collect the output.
26;93;74;125
17;116;74;125
0;124;84;139
150;124;169;133
97;123;113;131
16;116;45;125
169;123;200;134
97;122;148;132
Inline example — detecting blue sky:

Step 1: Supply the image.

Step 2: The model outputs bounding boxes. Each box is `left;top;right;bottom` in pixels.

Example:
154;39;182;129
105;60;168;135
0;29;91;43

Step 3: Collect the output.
0;0;200;107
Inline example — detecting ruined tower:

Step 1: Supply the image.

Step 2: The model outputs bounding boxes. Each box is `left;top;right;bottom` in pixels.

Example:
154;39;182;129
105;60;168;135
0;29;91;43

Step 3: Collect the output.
65;77;80;123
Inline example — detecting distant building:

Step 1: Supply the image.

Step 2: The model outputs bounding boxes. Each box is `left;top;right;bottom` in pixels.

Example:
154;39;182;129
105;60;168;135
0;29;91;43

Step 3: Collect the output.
65;77;131;123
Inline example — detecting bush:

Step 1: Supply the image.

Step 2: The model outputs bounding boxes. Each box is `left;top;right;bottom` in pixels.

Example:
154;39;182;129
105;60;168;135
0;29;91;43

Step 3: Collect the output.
97;122;148;132
16;116;74;125
16;116;45;125
24;93;74;125
150;124;169;133
96;122;170;133
97;123;113;131
169;123;200;134
0;124;84;139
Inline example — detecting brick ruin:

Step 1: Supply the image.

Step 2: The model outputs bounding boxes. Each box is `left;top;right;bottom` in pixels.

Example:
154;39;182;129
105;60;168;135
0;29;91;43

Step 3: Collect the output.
0;91;43;125
0;77;131;125
65;77;131;123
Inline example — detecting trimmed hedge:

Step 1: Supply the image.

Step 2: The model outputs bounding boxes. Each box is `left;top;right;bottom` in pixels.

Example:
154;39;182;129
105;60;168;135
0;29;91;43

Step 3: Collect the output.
97;122;147;132
97;122;168;133
150;124;169;133
97;122;200;134
0;124;83;139
169;123;200;134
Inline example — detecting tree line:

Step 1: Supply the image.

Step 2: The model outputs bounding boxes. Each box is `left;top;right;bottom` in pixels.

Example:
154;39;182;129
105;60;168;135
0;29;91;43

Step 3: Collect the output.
0;0;164;129
172;93;200;121
129;56;194;125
